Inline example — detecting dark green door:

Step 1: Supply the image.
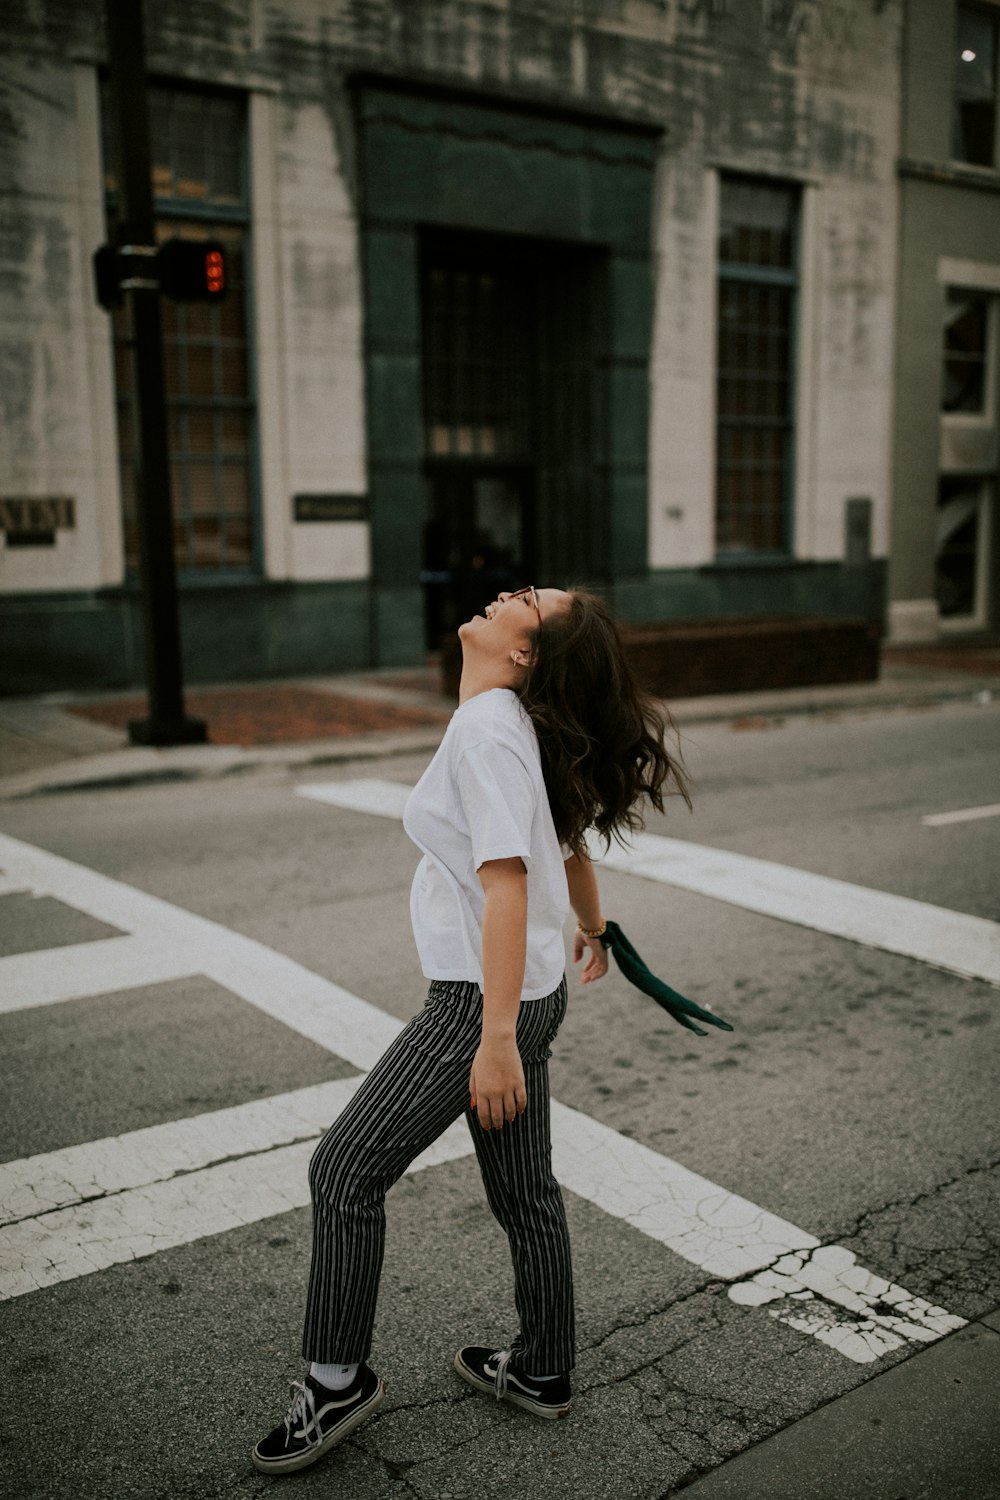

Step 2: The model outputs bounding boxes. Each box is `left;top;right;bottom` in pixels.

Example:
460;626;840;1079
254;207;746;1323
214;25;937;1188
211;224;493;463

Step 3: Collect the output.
419;230;607;647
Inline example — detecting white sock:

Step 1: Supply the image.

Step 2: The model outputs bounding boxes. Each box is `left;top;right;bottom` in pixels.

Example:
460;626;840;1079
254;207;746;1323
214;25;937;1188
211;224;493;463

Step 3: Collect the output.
309;1361;358;1390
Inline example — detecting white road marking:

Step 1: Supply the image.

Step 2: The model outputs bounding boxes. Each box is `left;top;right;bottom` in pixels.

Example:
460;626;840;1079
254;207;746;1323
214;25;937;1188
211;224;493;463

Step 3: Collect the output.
0;1078;365;1226
0;835;399;1069
0;833;966;1360
0;1122;475;1303
551;1099;816;1281
921;802;1000;827
297;778;411;820
728;1246;962;1363
0;935;199;1015
599;831;1000;988
296;779;1000;988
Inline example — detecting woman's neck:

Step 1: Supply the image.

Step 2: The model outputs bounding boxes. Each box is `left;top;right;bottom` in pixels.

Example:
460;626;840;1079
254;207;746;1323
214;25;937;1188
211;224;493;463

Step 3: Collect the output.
457;662;518;705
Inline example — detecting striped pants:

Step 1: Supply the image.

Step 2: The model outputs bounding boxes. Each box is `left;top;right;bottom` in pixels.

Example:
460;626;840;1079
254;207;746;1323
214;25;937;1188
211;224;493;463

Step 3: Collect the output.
302;976;575;1376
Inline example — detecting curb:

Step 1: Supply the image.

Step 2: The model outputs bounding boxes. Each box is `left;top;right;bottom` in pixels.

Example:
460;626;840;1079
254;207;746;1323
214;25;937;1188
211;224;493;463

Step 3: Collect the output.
0;674;994;803
673;1305;1000;1499
0;727;447;802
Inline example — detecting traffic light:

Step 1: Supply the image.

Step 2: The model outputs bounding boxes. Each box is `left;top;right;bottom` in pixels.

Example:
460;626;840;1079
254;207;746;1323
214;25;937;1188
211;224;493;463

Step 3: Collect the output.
157;237;227;301
92;237;227;309
93;243;123;311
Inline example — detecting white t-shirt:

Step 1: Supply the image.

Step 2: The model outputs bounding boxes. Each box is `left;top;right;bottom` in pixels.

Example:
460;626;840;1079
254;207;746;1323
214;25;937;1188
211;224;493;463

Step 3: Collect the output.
402;687;569;1001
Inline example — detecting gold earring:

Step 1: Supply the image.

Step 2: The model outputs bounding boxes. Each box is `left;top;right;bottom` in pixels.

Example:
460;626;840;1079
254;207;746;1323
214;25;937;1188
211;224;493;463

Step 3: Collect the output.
510;652;522;666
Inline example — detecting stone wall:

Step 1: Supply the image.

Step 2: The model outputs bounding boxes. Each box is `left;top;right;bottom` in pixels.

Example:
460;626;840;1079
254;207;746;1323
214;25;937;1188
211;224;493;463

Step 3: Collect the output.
0;0;902;687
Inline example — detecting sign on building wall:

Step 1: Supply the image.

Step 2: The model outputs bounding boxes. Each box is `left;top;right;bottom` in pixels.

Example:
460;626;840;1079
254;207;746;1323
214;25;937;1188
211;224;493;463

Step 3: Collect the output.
0;497;76;547
293;494;369;522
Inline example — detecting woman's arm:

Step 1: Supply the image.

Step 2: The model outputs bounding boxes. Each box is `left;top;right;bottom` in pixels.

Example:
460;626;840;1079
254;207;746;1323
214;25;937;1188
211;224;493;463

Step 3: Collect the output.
470;856;529;1132
565;851;610;985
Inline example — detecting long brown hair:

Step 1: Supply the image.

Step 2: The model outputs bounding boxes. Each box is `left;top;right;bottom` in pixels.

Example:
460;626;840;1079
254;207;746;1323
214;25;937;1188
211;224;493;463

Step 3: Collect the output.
518;590;691;859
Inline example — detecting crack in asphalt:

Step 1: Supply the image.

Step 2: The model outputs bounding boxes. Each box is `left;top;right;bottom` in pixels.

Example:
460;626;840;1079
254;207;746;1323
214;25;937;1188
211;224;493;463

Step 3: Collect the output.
582;1280;723;1356
834;1154;1000;1247
511;1155;998;1407
351;1397;497;1492
1;1134;327;1229
582;1291;733;1394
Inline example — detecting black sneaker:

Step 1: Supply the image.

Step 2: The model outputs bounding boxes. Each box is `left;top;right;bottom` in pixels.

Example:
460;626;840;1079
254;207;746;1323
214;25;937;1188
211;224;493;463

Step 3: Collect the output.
454;1345;571;1419
252;1366;385;1474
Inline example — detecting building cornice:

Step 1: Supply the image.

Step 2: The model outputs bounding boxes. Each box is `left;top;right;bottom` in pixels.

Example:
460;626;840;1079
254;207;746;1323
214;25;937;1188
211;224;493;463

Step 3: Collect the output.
898;156;1000;195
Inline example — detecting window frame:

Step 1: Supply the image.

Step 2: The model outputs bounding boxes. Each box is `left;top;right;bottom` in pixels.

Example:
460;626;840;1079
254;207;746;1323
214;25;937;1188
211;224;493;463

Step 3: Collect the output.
935;474;995;631
951;1;1000;170
941;286;999;425
713;172;801;562
103;77;263;582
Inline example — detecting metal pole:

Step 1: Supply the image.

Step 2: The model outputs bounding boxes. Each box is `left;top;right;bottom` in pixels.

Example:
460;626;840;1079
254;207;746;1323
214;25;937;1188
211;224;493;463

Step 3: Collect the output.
103;0;206;745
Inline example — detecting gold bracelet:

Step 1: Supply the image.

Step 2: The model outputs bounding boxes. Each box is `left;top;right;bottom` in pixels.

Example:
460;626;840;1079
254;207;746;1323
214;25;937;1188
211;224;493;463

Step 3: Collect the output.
577;919;607;939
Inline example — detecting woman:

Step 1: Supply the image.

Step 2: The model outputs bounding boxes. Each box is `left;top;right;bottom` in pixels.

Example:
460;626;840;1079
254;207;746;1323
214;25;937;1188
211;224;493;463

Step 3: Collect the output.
252;586;688;1475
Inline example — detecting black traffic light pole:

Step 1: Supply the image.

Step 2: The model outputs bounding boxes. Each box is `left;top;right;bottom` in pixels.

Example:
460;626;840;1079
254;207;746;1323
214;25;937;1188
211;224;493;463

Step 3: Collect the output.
103;0;206;746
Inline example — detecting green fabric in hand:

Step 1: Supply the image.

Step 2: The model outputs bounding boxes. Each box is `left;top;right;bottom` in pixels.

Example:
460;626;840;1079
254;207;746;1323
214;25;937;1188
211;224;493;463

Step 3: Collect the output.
600;920;734;1037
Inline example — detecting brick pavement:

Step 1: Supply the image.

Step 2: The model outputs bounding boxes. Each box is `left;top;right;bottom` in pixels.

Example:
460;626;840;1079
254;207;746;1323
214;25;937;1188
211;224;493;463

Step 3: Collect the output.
882;643;1000;676
69;685;451;747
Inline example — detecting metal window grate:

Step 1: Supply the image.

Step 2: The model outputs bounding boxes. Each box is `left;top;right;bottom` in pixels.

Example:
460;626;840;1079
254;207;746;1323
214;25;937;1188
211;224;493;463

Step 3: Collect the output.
715;176;799;556
104;85;256;574
422;264;534;461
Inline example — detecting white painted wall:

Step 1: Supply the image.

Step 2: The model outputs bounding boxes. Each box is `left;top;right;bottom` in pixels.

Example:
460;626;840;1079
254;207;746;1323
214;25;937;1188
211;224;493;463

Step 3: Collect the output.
648;159;718;571
806;173;897;562
0;74;372;597
0;63;122;594
268;98;370;582
648;94;898;575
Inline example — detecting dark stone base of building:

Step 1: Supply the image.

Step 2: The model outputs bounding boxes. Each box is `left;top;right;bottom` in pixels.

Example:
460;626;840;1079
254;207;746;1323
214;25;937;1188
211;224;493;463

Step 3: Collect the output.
441;613;881;700
0;559;886;698
0;579;370;696
621;616;881;698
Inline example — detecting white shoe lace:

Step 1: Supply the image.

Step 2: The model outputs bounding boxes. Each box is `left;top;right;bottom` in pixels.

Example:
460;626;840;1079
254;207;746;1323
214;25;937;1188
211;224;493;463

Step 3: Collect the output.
284;1378;321;1448
492;1349;514;1400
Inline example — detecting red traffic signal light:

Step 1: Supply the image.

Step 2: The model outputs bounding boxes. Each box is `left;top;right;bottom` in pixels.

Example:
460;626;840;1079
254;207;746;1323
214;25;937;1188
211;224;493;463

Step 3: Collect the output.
205;247;224;295
157;237;227;302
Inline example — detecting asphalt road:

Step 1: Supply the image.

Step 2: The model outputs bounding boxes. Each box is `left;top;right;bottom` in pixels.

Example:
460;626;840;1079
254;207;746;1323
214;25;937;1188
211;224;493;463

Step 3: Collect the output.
1;697;998;1500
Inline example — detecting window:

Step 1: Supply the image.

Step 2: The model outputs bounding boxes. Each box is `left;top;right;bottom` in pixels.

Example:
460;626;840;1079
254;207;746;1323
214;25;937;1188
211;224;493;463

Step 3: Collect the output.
936;475;993;623
103;85;257;573
953;3;998;167
715;175;799;556
422;263;533;462
942;288;992;412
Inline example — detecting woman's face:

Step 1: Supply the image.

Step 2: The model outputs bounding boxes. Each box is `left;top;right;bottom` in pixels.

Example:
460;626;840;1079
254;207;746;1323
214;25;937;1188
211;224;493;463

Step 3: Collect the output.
460;586;571;662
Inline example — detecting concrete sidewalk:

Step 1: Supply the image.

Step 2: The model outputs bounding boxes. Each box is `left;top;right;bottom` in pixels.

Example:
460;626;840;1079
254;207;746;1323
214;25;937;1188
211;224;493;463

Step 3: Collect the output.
677;1310;1000;1500
0;643;997;800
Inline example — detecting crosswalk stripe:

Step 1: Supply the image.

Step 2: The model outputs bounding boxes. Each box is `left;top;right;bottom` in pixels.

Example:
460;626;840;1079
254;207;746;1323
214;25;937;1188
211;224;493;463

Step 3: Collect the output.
921;802;1000;827
0;832;966;1362
295;778;1000;987
0;1120;475;1303
297;778;411;819
600;832;1000;987
0;1078;365;1227
0;935;199;1015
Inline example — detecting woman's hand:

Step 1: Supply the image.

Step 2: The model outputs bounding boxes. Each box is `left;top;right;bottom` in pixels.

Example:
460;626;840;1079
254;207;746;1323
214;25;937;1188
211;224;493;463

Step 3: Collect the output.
573;929;609;984
469;1034;527;1130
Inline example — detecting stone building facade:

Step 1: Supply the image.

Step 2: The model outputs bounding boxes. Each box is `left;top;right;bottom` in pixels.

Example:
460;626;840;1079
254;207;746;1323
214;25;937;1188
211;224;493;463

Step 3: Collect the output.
891;0;1000;642
1;1;902;690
